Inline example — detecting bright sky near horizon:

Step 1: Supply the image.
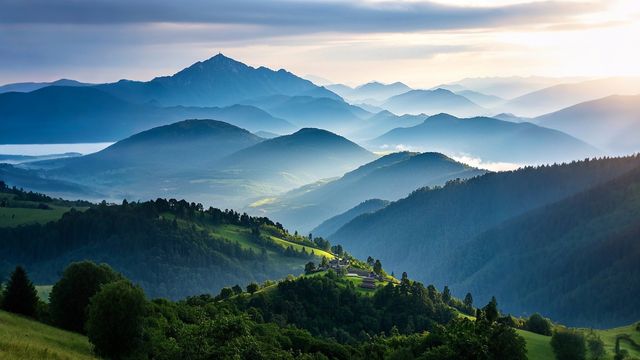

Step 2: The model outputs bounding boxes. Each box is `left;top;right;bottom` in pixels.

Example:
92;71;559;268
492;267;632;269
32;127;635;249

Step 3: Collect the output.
1;0;638;87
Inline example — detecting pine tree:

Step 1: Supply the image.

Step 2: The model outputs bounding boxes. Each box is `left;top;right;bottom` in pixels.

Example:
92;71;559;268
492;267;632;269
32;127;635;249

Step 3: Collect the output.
1;266;38;317
483;296;499;323
442;286;452;304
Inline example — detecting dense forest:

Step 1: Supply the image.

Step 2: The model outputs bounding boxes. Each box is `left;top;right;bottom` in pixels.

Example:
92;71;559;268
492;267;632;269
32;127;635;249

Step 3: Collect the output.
331;155;640;327
0;192;329;299
448;164;640;327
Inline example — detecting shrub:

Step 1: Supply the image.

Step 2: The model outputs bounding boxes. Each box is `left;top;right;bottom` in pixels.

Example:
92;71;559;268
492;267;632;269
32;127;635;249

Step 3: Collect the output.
49;261;121;333
526;313;552;336
86;280;147;359
551;330;586;360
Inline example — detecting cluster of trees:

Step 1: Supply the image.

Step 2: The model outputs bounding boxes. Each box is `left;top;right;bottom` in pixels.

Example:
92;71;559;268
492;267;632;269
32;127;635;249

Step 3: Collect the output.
0;198;314;299
0;262;529;360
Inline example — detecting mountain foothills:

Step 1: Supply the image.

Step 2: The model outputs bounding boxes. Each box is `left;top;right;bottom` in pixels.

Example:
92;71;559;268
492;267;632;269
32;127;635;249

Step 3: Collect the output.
255;151;486;232
330;155;640;327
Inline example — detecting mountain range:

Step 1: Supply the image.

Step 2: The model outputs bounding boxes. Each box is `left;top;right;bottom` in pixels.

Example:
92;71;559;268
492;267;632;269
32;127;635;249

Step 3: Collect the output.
534;94;640;155
500;77;640;117
241;95;371;134
20;122;375;208
367;113;599;164
0;86;295;143
327;81;412;103
380;89;486;117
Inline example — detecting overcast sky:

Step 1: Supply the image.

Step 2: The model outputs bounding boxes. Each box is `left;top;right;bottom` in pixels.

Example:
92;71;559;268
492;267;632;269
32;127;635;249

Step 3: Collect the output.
1;0;639;87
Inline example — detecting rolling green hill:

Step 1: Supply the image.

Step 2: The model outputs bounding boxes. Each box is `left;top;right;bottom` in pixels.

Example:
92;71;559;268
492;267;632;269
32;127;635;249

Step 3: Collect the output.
0;310;96;360
0;196;335;299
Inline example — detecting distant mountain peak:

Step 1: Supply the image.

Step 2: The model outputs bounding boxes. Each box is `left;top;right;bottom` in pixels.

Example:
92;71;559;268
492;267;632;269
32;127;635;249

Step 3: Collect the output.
425;113;458;121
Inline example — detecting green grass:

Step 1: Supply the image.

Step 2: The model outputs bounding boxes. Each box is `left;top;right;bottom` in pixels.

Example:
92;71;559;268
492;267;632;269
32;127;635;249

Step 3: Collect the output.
0;206;73;227
267;235;335;259
590;323;640;359
0;310;97;360
517;322;640;360
517;329;555;360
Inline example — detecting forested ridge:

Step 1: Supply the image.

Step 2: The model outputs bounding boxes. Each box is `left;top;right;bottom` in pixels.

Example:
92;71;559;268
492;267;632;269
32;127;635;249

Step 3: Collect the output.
0;195;329;299
330;155;640;327
449;164;640;327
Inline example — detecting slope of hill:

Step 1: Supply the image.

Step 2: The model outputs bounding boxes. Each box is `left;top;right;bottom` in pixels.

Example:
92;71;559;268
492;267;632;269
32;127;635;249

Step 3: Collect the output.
501;77;640;117
218;128;376;190
0;181;92;227
0;198;334;299
311;199;390;238
329;155;640;327
380;89;485;117
97;53;338;107
254;151;486;232
449;164;640;327
534;95;640;155
368;113;599;164
0;86;295;143
0;310;97;360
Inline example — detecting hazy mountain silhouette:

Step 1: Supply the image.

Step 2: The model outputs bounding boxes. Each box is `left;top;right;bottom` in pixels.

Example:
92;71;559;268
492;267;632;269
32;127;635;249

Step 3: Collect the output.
380;89;485;117
501;77;640;117
96;54;339;107
37;119;262;180
455;90;504;108
368;113;599;164
336;81;413;103
534;95;640;154
441;76;582;99
219;128;375;190
0;86;295;143
241;95;370;133
254;151;485;232
0;79;91;93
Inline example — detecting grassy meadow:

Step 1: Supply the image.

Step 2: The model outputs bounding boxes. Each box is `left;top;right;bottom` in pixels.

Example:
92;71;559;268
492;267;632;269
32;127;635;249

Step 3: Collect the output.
0;310;96;360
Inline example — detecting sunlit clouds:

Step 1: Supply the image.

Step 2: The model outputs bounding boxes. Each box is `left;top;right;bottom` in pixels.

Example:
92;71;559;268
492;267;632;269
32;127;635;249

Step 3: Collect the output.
0;0;638;86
